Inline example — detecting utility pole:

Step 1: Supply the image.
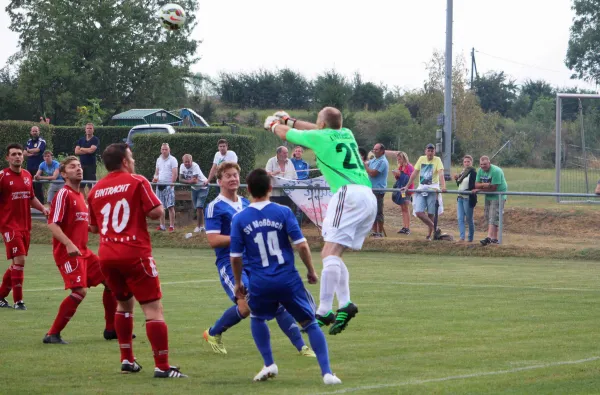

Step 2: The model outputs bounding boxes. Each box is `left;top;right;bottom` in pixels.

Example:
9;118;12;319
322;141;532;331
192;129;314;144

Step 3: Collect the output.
443;0;453;179
471;47;478;87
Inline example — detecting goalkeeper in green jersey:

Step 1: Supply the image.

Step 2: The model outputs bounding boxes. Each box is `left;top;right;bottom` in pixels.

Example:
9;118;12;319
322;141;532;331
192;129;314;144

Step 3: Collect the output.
264;107;377;335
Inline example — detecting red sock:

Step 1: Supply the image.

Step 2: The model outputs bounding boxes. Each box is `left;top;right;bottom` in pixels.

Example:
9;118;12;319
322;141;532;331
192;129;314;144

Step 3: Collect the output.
102;289;118;331
0;266;12;299
11;264;24;303
146;319;170;371
115;311;134;362
48;292;84;335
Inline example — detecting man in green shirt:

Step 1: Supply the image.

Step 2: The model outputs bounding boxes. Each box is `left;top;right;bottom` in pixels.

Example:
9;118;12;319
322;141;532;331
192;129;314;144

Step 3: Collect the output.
473;156;507;246
264;107;377;335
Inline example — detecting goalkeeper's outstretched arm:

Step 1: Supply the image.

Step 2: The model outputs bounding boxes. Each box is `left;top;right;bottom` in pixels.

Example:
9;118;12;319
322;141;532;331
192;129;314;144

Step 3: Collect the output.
264;112;318;141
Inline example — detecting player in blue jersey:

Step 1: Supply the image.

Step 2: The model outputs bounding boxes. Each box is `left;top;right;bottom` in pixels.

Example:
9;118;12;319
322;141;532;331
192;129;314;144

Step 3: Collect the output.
202;162;315;357
230;168;341;385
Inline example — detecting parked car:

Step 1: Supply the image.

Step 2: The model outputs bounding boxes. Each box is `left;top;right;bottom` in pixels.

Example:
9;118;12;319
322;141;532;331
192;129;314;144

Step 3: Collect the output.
124;124;176;147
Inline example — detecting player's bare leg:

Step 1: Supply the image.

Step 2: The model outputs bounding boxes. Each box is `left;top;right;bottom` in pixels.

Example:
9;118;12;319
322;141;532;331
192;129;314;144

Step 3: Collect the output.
168;207;176;231
11;256;26;310
140;299;187;378
0;264;13;308
44;287;87;344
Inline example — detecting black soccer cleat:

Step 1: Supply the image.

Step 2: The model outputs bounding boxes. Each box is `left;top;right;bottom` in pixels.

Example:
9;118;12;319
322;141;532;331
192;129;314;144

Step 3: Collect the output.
0;298;11;308
14;301;27;310
121;359;142;374
154;366;187;378
104;329;136;340
329;303;359;335
43;333;68;344
316;311;336;327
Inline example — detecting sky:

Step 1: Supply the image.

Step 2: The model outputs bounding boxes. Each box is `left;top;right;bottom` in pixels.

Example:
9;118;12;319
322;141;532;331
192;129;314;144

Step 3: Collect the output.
0;0;596;92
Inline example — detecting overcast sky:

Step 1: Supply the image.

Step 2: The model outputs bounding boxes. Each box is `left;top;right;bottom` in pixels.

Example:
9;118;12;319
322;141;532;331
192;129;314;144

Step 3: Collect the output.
0;0;596;92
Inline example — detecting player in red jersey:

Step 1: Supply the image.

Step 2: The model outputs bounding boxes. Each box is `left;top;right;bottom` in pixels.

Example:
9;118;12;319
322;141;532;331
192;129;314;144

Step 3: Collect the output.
87;143;186;378
43;156;121;344
0;143;49;310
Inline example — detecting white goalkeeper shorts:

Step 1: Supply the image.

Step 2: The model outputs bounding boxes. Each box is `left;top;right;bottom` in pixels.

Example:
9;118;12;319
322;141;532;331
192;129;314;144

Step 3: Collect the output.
321;184;377;250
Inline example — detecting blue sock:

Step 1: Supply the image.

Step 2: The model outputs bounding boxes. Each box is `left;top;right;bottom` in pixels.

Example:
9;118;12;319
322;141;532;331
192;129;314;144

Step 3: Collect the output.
275;306;306;351
251;317;274;366
209;305;244;336
305;321;332;375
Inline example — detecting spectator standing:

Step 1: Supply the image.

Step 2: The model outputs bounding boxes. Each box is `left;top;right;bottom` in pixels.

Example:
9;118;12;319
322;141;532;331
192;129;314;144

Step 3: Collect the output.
35;151;64;205
74;123;99;198
207;139;238;186
473;156;507;246
152;143;178;232
265;146;297;209
179;154;208;233
392;151;414;235
402;144;446;240
24;126;46;203
290;146;310;180
454;155;477;242
364;143;389;237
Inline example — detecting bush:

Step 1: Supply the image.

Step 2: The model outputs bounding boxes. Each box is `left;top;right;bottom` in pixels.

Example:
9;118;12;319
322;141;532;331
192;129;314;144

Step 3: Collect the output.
131;133;256;182
0;121;54;167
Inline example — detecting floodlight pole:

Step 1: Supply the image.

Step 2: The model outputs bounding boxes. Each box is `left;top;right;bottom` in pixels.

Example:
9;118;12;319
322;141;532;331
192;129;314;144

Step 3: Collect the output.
443;0;453;177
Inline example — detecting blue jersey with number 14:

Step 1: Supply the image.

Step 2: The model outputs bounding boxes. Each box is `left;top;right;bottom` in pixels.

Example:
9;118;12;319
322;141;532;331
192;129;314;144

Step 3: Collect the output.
230;201;306;283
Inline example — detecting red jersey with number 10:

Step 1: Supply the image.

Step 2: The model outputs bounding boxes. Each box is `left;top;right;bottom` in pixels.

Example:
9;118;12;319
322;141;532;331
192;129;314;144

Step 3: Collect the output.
0;167;34;233
48;185;91;262
88;171;161;261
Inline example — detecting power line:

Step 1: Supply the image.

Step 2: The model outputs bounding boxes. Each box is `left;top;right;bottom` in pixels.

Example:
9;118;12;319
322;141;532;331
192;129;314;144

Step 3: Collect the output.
475;50;564;74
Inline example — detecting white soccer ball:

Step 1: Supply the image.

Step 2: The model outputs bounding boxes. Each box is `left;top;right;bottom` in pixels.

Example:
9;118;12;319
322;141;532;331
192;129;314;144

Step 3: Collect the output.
157;3;186;31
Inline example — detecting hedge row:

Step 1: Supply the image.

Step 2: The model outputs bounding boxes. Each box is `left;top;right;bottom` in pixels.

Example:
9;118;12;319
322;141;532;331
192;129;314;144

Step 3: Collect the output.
51;126;232;158
0;121;54;167
131;133;256;182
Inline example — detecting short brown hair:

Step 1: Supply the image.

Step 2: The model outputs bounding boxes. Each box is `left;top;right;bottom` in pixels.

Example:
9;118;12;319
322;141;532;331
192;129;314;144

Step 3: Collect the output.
59;156;80;174
216;161;240;180
6;143;23;156
463;154;473;162
43;150;53;157
217;139;228;146
102;143;129;172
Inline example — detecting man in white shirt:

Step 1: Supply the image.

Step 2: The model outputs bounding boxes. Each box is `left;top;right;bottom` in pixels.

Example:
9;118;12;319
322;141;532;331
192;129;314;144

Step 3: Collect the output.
152;143;178;232
179;154;208;233
207;139;238;187
265;146;297;209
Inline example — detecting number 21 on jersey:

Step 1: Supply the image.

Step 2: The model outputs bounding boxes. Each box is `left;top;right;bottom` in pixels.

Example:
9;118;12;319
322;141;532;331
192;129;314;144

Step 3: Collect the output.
253;231;284;267
100;198;131;235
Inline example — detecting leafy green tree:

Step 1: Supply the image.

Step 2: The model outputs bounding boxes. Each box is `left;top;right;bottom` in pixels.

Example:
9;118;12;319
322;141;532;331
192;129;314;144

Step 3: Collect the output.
6;0;200;124
349;73;385;111
312;70;352;110
472;71;517;116
566;0;600;83
75;98;107;126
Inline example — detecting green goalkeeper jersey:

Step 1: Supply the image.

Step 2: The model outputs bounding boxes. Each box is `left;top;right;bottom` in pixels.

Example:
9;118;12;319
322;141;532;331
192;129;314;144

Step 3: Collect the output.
286;127;371;194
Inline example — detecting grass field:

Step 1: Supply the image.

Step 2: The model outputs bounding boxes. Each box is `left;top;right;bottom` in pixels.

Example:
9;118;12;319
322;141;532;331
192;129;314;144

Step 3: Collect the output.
3;245;600;394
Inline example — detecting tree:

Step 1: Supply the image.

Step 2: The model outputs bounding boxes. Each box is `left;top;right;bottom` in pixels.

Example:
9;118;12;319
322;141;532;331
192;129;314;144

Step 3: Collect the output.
519;79;554;113
566;0;600;83
75;98;107;126
312;70;352;110
6;0;200;124
349;73;385;111
472;71;517;116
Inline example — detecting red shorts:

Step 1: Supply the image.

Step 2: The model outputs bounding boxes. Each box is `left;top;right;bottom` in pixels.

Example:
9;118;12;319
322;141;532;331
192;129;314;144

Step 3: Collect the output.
3;231;30;260
99;257;162;304
56;253;105;290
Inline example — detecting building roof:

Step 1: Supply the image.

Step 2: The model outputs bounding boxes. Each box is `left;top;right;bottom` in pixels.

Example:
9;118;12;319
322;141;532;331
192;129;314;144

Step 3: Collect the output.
112;109;182;120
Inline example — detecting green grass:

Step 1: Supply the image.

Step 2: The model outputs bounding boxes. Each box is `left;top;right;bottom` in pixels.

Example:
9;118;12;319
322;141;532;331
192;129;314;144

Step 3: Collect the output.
3;245;600;394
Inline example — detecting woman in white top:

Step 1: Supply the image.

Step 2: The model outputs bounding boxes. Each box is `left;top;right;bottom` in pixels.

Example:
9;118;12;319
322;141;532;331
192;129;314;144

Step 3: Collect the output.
454;155;478;242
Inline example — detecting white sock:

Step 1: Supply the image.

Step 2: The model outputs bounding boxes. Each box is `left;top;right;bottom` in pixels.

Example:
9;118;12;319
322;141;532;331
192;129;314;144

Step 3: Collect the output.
337;259;351;308
316;256;342;315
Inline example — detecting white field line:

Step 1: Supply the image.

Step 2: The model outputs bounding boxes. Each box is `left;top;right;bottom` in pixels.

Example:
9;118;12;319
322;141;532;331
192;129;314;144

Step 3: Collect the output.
309;356;600;395
23;279;600;293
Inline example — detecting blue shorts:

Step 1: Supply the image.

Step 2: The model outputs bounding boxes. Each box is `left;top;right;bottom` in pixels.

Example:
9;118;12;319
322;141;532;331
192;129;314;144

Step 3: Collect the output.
248;276;316;322
218;264;250;304
192;188;209;209
413;192;437;214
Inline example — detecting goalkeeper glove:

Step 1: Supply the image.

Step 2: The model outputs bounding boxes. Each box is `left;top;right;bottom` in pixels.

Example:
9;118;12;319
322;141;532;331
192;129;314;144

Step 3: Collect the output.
274;111;296;127
264;116;279;133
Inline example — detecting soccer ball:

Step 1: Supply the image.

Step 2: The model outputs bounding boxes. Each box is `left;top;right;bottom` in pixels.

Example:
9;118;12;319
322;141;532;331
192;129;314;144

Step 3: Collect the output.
157;3;186;31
